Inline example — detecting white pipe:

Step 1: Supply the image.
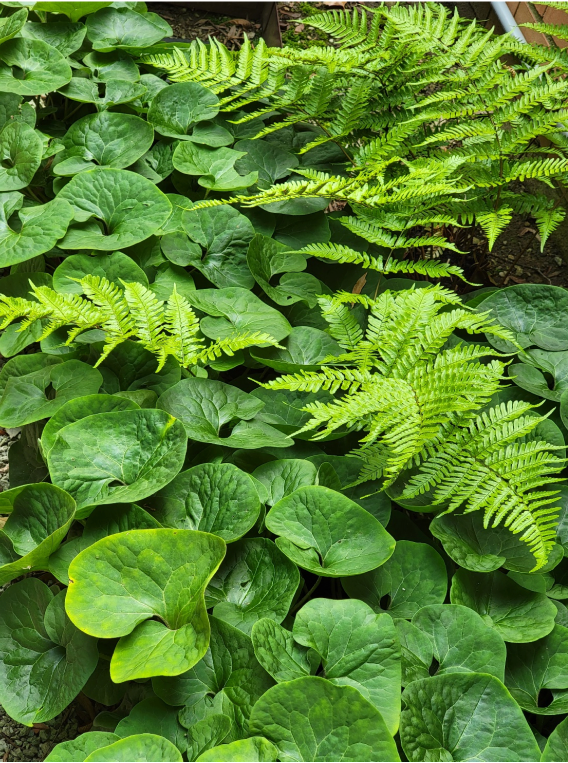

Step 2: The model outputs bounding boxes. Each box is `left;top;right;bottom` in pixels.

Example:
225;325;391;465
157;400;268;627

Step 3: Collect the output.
490;1;527;43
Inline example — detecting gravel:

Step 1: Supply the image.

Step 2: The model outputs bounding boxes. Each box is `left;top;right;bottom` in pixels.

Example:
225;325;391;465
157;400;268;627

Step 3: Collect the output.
0;705;80;762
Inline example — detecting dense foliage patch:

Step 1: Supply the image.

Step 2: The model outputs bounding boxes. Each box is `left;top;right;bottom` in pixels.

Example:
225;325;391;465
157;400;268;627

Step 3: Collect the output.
1;1;568;761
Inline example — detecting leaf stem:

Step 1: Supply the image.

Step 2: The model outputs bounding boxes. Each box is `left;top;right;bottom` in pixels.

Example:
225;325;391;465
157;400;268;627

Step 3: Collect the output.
291;576;321;614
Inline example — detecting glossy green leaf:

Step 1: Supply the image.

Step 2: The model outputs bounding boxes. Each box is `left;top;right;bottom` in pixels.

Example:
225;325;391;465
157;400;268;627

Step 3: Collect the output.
252;326;342;372
53;251;148;294
158;377;292;449
0;37;71;95
33;3;112;23
83;49;140;82
430;510;561;574
0;195;74;267
84;734;182;762
46;408;187;516
0;121;42;191
251;388;333;439
0;8;27;44
482;284;568;352
0;357;102;428
132;139;174;183
154;616;274;741
196;737;278;762
45;733;121;762
21;20;87;57
252;459;317;506
206;537;300;634
148;462;261;541
185;715;231;762
59;77;146;110
181;205;255;289
66;529;226;681
234;139;299;189
265;485;395;577
0;580;98;725
57;168;172;250
509;349;568;401
293;598;401;734
542;716;568;761
148;83;220;139
95;339;181;396
184;286;292;343
505;624;568;714
247;234;322;308
342;540;447;618
400;672;541;762
404;603;507;682
115;697;186;754
86;7;171;51
251;618;320;684
54;112;154;175
173;142;257;191
450;568;557;642
0;482;75;585
249;676;400;762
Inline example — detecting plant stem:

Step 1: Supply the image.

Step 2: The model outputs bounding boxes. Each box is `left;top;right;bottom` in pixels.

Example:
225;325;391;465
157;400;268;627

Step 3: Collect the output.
291;576;321;614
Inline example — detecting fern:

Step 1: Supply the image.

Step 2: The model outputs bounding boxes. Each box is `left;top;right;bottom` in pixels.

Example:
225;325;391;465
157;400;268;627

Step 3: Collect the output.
261;286;562;570
0;278;281;372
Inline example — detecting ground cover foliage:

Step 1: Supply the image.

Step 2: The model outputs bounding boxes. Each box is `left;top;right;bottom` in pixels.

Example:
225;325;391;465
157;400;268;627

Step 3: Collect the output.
1;1;568;760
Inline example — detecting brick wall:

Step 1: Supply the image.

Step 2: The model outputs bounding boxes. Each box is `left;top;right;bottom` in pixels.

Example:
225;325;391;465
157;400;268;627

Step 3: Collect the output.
508;2;568;47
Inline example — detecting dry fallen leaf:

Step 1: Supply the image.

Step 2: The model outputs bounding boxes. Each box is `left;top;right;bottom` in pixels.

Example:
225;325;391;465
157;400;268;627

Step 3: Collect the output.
295;23;305;32
351;273;367;295
231;18;253;27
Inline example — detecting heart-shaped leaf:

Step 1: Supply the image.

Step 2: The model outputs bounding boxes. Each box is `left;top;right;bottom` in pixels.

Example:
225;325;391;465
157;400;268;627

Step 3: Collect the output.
0;8;28;45
46;408;187;516
247;235;322;307
154;616;274;741
0;195;74;267
250;387;333;438
252;326;342;372
49;501;161;585
482;284;568;352
158;378;292;449
293;598;401;734
505;624;568;714
46;732;121;762
115;698;186;754
53;251;148;294
342;540;447;618
249;676;400;762
184;287;292;343
86;7;171;51
132;140;174;183
265;485;395;577
173;143;257;191
59;78;147;110
252;459;318;507
0;357;102;428
54;112;154;175
251;618;320;684
450;568;557;642
148;83;220;139
0;121;43;191
196;737;278;762
21;20;87;57
94;339;181;396
33;3;112;23
400;672;541;762
0;482;75;585
398;603;507;684
0;579;98;725
66;529;226;681
509;348;568;401
0;37;71;95
181;205;255;289
84;734;182;762
234;139;299;189
83;50;140;82
147;462;261;541
57;168;172;250
206;537;300;634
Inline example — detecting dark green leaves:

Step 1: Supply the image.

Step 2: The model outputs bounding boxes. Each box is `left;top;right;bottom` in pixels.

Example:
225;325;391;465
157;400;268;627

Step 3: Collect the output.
148;83;219;140
249;677;400;762
0;38;71;95
342;540;447;617
400;673;541;762
265;485;395;576
66;529;226;681
148;462;261;541
0;122;42;191
46;408;187;516
57;169;172;250
0;579;98;725
86;7;172;51
0;195;74;267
